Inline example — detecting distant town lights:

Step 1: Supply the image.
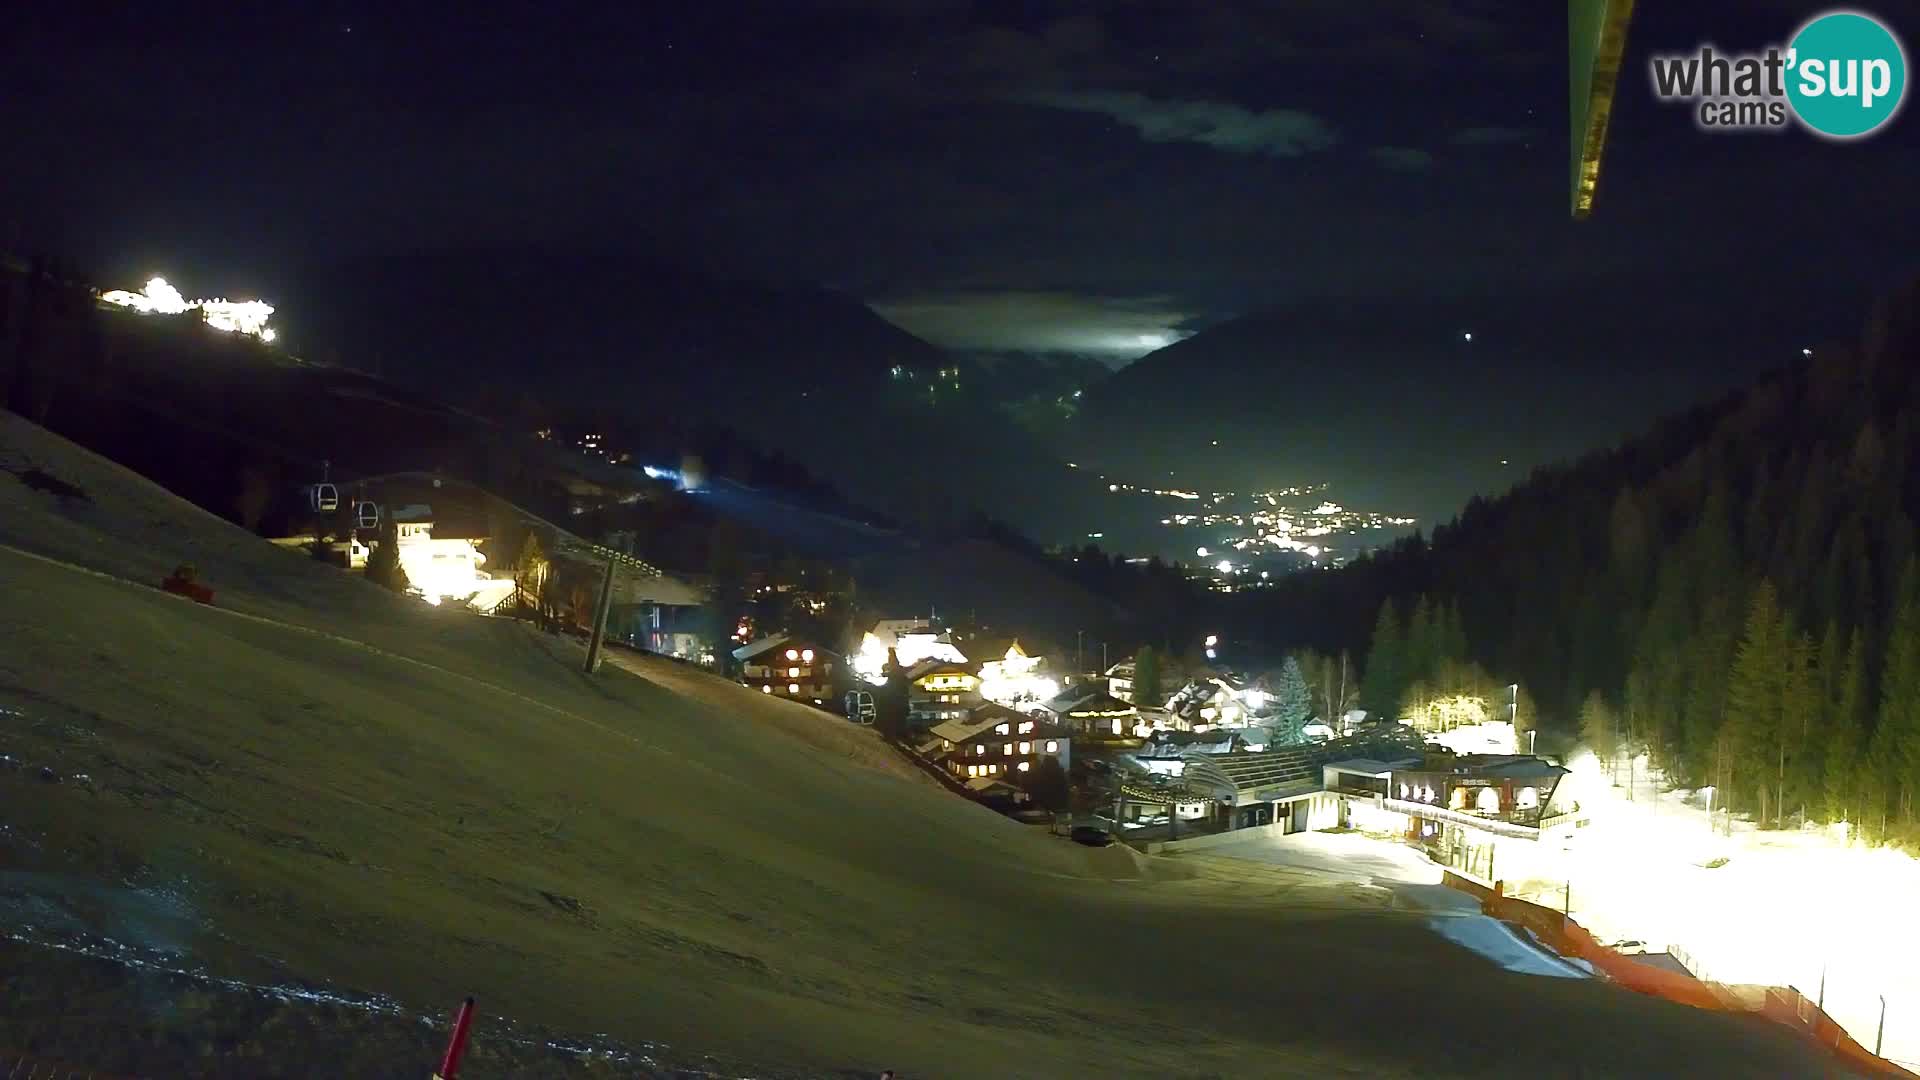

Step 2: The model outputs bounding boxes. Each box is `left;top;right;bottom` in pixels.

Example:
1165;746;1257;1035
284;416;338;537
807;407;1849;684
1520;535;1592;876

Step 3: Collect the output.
1463;331;1473;342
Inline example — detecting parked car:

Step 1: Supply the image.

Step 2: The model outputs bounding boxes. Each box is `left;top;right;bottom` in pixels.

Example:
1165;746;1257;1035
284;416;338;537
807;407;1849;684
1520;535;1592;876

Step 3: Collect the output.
1070;825;1114;847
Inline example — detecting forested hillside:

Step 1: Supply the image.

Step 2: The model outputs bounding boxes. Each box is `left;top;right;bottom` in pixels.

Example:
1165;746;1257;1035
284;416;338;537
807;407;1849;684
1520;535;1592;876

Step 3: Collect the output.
1263;275;1920;839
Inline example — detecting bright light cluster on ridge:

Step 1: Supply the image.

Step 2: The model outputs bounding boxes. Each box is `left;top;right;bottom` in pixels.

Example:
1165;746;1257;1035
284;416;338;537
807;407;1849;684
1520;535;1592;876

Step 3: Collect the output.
101;276;278;342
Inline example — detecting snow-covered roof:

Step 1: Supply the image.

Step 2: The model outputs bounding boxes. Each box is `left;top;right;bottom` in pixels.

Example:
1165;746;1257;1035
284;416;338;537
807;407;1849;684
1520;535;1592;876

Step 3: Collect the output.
929;713;1003;745
1065;693;1136;716
731;634;792;662
1323;757;1412;777
907;659;973;681
930;704;1068;746
1454;755;1570;781
965;776;1023;796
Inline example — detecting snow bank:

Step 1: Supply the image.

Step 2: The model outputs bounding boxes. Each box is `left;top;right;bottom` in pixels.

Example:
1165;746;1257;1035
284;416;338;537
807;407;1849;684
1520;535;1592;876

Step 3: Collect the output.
1423;915;1592;979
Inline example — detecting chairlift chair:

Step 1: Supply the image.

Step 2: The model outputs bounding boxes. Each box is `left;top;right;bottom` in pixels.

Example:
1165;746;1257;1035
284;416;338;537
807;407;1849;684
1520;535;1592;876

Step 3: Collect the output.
845;690;876;725
356;500;380;528
310;482;339;513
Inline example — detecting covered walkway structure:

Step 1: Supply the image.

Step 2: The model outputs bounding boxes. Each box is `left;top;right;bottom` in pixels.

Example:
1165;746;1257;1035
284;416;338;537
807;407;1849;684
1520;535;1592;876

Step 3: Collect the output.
1118;727;1430;837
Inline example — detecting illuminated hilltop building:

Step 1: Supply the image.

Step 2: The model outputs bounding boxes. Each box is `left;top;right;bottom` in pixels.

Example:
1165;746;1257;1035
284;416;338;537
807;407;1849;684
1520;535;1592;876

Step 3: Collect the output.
99;276;277;341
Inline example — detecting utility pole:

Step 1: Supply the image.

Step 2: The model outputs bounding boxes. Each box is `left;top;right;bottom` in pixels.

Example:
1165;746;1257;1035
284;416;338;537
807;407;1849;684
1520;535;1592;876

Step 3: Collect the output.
583;553;617;674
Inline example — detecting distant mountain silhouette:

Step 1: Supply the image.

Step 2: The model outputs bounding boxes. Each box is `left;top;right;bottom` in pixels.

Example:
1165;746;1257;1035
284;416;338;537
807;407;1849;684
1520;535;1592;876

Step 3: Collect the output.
282;251;947;405
1070;286;1847;524
282;251;1109;541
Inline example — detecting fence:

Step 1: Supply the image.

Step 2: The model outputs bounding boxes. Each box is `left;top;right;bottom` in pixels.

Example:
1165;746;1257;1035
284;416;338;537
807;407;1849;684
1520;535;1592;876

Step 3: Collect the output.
1468;885;1918;1079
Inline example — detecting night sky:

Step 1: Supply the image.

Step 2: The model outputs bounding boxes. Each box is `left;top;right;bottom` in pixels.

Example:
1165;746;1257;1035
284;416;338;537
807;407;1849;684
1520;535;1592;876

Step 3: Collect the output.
5;2;1918;527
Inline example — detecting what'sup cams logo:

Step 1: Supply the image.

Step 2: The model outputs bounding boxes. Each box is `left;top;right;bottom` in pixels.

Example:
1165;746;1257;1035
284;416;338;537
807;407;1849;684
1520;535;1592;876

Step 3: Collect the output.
1650;9;1907;138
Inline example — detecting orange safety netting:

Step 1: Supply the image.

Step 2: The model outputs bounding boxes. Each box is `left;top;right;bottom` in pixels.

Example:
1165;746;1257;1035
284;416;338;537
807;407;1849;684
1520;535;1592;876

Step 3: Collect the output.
1478;890;1916;1079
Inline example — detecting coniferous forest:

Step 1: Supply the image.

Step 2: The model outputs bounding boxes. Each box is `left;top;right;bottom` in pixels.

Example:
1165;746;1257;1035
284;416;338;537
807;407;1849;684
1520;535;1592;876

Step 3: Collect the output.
1264;276;1920;841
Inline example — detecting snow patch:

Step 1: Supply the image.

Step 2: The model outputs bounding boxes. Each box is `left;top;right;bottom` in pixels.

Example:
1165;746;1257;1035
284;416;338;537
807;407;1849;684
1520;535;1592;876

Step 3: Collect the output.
1422;914;1590;979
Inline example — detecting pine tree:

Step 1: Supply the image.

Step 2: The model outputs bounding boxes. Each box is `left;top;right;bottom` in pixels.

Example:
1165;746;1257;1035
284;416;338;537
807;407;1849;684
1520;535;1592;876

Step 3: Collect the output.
1275;657;1312;727
1132;646;1163;708
1439;601;1469;669
1361;599;1405;721
364;516;411;594
1825;629;1867;825
1781;631;1819;824
1877;560;1920;823
1725;580;1786;826
1581;689;1618;768
1406;595;1436;687
875;648;908;740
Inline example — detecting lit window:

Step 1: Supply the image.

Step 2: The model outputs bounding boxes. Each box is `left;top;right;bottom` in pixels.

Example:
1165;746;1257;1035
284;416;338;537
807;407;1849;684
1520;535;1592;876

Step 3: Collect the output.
1018;721;1034;734
786;649;798;661
990;763;998;774
788;683;800;694
974;745;984;756
1112;719;1123;735
761;685;772;694
996;724;1010;735
1003;743;1013;756
1477;787;1500;813
1018;741;1031;754
943;739;953;750
802;649;814;662
1045;741;1058;753
1018;762;1031;772
1517;786;1540;810
789;667;801;677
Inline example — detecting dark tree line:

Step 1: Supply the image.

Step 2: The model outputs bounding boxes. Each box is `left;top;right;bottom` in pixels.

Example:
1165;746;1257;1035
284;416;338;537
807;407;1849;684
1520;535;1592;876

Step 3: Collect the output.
1266;276;1920;838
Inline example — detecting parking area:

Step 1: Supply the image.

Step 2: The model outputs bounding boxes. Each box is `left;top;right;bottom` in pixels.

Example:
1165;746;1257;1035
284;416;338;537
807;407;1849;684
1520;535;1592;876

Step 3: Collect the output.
1193;828;1443;887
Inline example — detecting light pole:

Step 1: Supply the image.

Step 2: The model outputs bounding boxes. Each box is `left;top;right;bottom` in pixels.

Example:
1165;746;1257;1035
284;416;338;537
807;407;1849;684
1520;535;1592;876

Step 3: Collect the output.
1510;684;1532;754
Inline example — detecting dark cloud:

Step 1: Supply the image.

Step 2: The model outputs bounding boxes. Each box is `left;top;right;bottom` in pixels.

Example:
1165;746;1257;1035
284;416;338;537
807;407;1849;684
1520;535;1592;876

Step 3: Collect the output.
1020;91;1335;157
1369;146;1435;172
872;292;1197;365
1451;126;1539;145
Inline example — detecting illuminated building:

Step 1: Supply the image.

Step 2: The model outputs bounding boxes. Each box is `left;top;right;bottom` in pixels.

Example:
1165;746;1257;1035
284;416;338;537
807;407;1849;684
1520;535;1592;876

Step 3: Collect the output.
1325;750;1581;885
387;504;492;607
976;641;1059;711
733;635;843;706
914;703;1073;788
99;276;277;341
1042;686;1138;737
906;660;981;730
855;619;967;685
